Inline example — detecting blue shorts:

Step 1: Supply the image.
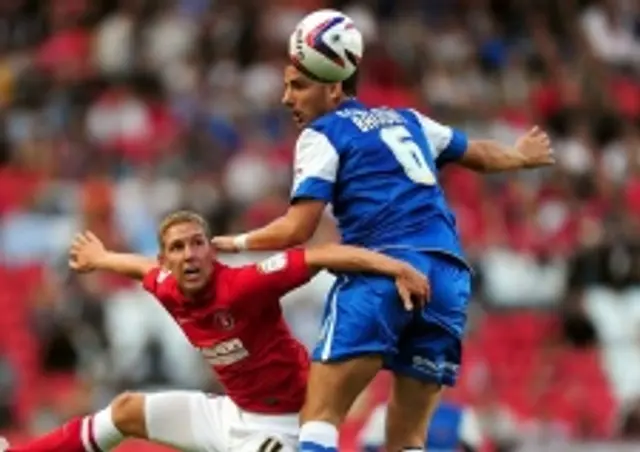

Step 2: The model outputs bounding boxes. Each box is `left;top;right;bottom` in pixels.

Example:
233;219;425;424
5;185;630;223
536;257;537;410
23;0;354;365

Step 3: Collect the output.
312;251;472;386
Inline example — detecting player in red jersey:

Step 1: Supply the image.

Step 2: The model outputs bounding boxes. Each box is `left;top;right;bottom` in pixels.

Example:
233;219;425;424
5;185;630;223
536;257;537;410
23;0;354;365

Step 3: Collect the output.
2;210;428;452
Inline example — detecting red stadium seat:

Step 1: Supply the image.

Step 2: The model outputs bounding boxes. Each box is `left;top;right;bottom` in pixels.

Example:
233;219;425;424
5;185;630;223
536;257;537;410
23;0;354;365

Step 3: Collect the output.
478;312;617;438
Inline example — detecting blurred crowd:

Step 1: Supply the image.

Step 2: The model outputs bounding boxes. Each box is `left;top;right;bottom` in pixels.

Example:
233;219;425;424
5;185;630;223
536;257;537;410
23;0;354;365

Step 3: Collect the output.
0;0;639;449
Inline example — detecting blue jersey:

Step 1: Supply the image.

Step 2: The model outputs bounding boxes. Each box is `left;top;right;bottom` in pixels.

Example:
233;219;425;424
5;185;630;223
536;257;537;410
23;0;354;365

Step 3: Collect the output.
295;99;473;384
291;98;469;263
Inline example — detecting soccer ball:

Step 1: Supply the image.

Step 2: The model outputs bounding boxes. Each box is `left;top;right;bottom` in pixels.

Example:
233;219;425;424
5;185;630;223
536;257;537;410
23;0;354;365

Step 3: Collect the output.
289;9;364;83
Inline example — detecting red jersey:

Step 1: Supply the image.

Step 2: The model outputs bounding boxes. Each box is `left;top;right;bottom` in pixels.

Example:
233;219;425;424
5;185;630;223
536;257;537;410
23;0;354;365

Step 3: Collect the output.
142;248;312;414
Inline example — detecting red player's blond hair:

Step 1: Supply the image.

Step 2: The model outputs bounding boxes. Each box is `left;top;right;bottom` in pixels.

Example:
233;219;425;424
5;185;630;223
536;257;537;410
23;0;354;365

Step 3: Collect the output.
157;210;210;250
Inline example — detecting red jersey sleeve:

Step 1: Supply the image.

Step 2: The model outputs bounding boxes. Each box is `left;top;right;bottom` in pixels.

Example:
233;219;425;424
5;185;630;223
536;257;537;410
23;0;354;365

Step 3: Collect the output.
232;248;312;304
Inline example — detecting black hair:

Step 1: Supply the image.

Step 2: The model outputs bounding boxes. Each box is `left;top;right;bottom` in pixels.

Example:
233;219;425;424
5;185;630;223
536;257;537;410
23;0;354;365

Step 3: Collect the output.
290;58;359;96
342;69;359;96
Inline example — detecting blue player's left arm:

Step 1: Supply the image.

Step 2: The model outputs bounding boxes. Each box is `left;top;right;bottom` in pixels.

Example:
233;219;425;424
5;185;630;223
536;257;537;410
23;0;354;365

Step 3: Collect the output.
212;128;335;252
460;127;554;172
411;110;554;172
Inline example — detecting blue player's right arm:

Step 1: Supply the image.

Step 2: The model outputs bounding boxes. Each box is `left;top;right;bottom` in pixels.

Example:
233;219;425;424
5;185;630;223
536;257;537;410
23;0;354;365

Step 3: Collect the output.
410;110;554;172
211;128;333;252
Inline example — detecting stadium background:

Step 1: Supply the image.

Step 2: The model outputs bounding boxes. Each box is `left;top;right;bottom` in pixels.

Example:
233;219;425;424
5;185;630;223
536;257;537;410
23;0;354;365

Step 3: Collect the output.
0;0;639;450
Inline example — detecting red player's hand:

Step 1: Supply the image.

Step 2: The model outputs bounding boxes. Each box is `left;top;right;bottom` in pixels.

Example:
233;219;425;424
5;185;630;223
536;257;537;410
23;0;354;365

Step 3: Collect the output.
69;231;106;273
395;265;430;311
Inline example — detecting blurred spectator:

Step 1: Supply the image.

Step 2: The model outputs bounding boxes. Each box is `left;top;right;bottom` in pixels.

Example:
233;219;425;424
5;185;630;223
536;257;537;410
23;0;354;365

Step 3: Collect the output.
580;0;640;67
620;398;640;440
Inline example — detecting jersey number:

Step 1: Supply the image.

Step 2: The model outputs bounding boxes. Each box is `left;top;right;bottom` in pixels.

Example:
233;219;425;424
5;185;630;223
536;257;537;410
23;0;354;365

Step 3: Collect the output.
380;125;436;185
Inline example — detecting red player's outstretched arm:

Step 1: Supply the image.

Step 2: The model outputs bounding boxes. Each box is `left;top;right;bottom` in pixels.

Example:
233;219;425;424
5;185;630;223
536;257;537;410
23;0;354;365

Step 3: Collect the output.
304;244;430;309
304;243;414;277
69;231;156;280
91;252;156;280
235;246;429;311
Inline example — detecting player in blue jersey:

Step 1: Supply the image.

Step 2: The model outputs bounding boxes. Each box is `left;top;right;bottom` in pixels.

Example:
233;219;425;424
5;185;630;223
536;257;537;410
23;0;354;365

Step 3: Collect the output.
213;65;553;451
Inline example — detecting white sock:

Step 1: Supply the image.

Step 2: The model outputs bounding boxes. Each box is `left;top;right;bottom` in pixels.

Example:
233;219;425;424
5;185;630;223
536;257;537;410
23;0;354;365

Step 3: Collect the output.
82;406;124;451
298;421;338;451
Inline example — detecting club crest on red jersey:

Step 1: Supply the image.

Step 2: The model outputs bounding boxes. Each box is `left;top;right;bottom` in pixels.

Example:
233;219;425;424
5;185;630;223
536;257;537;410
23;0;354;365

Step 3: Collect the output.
212;309;235;331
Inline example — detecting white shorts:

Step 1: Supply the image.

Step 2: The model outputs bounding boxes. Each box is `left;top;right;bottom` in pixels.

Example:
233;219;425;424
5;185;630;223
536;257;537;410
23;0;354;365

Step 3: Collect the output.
144;391;299;452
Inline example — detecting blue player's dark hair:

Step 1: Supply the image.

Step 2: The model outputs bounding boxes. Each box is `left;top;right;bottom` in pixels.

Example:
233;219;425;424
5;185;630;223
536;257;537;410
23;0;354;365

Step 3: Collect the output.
291;59;359;96
342;69;359;96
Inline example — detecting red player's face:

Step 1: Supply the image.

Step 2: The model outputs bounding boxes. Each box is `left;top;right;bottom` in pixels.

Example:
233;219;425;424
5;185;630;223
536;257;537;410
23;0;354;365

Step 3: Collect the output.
160;222;215;295
282;65;342;129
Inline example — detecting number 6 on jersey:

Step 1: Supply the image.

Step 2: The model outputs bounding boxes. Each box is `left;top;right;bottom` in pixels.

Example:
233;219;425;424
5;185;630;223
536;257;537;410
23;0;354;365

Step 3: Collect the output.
380;125;436;185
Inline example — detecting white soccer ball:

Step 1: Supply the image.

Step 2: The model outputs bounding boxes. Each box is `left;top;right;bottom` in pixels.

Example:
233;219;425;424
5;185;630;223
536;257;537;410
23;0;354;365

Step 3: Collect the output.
288;9;364;83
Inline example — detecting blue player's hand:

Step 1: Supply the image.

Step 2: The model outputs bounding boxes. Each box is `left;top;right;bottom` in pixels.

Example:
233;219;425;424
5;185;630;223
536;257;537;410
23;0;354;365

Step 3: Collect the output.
212;235;241;253
395;265;430;311
515;126;555;168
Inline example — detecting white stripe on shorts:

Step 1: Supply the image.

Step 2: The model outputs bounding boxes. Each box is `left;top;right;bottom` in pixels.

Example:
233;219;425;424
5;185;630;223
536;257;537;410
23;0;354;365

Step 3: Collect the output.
321;277;348;361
